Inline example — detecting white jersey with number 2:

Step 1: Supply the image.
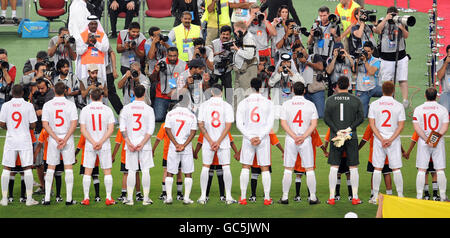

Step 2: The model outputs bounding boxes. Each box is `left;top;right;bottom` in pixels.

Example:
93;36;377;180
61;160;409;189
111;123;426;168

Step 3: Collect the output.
368;96;405;139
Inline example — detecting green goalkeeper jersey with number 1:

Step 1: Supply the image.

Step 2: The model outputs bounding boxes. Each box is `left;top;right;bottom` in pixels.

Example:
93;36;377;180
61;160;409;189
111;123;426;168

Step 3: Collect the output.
324;92;364;140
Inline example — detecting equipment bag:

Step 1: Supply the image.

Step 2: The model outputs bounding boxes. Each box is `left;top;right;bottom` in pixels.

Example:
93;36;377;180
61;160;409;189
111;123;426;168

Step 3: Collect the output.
17;19;49;38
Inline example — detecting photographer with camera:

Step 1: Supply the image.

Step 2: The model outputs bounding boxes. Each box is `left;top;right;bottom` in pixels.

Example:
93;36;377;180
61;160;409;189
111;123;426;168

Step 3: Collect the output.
109;0;139;38
247;4;277;58
307;6;342;63
24;62;55;102
53;59;81;105
188;37;214;72
275;19;302;60
350;8;378;57
118;61;151;106
169;11;202;62
257;56;275;98
209;25;233;105
79;64;108;105
145;27;170;76
335;0;360;52
326;43;354;96
150;47;188;122
436;45;450;112
353;41;381;117
374;6;412;109
0;49;15;108
48;27;77;73
204;0;231;46
269;5;289;66
117;22;146;75
260;0;300;26
23;51;52;78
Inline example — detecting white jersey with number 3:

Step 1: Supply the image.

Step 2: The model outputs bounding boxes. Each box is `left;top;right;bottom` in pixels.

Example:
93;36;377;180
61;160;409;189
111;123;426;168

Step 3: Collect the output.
119;100;155;151
368;96;405;139
280;96;318;137
79;101;115;151
198;97;234;149
236;93;274;140
0;98;37;151
164;106;197;154
413;101;449;138
42;96;78;139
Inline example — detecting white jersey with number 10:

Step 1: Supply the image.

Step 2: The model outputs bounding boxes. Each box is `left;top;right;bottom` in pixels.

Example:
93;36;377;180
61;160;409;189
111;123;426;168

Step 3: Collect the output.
413;101;449;138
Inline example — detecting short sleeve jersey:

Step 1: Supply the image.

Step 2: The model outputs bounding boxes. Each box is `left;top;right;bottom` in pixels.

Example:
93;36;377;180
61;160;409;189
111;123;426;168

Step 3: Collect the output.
164;106;198;154
368;96;406;139
42;96;78;136
79;101;115;151
280;95;318;137
413;101;449;138
119;100;155;151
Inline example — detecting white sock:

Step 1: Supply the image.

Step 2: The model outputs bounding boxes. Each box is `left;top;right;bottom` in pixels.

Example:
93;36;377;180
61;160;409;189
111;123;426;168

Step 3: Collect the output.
295;177;301;183
261;171;271;200
251;173;259;180
83;175;91;200
44;169;55;202
416;170;426;199
386;189;393;195
222;165;232;201
329;167;338;199
1;170;10;200
11;10;16;18
184;177;192;200
24;169;34;201
372;170;382;199
306;171;317;201
200;166;210;200
432;182;439;191
350;168;359;199
127;170;136;201
141;170;150;201
65;169;74;202
104;175;113;200
240;168;250;199
1;10;6;17
165;177;173;201
437;170;447;200
282;169;292;200
393;170;404;197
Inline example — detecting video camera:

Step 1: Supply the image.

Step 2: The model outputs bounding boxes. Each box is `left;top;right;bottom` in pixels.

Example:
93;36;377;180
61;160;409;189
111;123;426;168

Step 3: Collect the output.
360;9;377;22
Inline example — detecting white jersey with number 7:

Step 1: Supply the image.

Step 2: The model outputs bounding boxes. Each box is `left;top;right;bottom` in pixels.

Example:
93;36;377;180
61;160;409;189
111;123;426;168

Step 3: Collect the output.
368;96;405;139
79;101;115;151
413;101;449;138
119;100;155;151
164;106;198;153
236;93;274;140
280;95;318;137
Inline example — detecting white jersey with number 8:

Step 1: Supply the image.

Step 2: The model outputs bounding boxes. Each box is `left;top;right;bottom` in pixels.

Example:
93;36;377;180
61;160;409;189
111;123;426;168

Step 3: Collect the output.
198;97;234;149
236;93;275;140
119;100;155;151
79;101;115;151
413;101;449;138
280;96;318;137
368;96;406;139
165;106;197;154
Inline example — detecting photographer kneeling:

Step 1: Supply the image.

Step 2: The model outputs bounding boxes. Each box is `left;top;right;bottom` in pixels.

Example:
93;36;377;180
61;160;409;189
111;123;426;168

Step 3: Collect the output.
326;43;354;96
118;61;151;106
79;64;108;105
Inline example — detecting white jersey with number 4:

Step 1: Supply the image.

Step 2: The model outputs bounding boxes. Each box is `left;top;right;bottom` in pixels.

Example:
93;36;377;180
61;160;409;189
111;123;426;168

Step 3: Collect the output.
236;93;274;140
119;100;155;151
198;97;234;149
0;98;37;151
79;101;115;151
413;101;449;138
280;95;318;137
42;96;78;142
368;96;405;139
164;106;197;154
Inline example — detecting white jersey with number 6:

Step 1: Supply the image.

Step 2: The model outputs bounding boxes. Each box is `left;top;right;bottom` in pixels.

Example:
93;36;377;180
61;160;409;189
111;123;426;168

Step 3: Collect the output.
198;97;234;149
0;98;37;151
236;93;275;140
368;96;406;139
280;95;318;137
42;96;78;141
164;106;197;154
79;101;115;151
413;101;449;138
119;100;155;151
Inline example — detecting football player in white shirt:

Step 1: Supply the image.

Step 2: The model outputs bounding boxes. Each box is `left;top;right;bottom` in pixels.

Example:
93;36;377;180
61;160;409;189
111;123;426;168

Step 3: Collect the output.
119;85;156;206
79;88;116;206
164;92;198;205
413;88;449;201
0;85;39;206
197;84;236;205
236;78;275;205
368;81;406;203
41;82;78;205
279;82;320;205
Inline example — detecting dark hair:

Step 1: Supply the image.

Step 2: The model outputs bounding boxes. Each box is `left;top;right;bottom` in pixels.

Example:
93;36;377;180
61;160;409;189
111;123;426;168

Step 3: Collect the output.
56;59;70;71
337;76;349;90
211;83;223;95
285;19;295;26
148;26;160;36
387;6;398;14
54;82;66;96
35;62;46;71
0;48;8;56
318;6;330;13
277;5;289;17
128;22;140;30
446;45;450;53
167;47;178;53
36;51;48;60
425;87;437;101
36;78;50;88
134;84;146;98
90;88;103;101
292;43;303;51
363;41;374;50
11;84;23;98
220;25;232;34
193;37;205;46
250;78;262;92
182;11;192;18
382;81;395;96
293;82;306;96
58;26;68;35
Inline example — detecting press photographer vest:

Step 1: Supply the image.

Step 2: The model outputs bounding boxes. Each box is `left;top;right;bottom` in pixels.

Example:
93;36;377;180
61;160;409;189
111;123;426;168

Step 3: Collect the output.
329;57;353;85
201;0;231;28
80;29;105;65
350;24;377;55
356;56;380;92
380;23;406;54
118;30;146;68
158;58;187;95
297;55;315;85
173;24;201;62
248;21;269;51
313;21;335;58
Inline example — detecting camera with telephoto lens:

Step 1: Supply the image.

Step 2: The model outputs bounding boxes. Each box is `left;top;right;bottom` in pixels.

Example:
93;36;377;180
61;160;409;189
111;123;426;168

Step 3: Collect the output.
253;11;265;25
389;15;416;27
43;69;55;78
316;72;327;82
328;14;341;27
42;58;55;70
0;60;9;71
360;9;377;22
354;48;369;64
192;73;202;82
126;40;137;48
196;46;206;58
312;22;323;38
158;60;167;72
338;49;345;58
291;25;310;37
131;69;139;78
158;34;169;42
62;34;76;44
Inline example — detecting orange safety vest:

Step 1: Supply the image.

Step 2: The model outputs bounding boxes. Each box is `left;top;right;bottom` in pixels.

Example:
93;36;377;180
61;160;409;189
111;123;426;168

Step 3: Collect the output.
80;29;105;65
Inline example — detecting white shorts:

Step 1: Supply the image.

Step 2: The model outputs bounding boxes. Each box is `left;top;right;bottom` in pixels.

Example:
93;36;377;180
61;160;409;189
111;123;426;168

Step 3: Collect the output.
373;137;402;169
416;138;446;170
240;136;271;167
202;146;230;165
47;139;75;166
167;148;194;175
125;150;154;171
284;136;314;168
84;150;112;169
2;149;33;168
380;56;409;82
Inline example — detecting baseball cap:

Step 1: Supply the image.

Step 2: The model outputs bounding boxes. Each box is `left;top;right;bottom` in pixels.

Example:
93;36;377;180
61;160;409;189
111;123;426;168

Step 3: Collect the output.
87;64;99;71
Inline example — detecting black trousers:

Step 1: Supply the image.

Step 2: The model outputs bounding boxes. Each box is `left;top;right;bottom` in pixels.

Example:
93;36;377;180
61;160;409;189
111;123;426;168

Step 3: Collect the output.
107;72;123;114
109;0;138;34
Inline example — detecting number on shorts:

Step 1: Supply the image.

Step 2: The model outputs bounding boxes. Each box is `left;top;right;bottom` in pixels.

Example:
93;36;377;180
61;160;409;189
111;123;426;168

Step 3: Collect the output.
293;110;303;127
381;110;391;127
133;114;142;131
12;111;22;129
250;107;260;123
423;113;439;131
211;111;221;128
176;119;186;136
55;109;64;127
91;114;102;131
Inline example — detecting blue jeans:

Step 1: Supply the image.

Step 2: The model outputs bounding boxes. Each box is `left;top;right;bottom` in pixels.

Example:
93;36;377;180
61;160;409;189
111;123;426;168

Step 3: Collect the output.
356;86;382;117
305;90;325;118
153;97;173;122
